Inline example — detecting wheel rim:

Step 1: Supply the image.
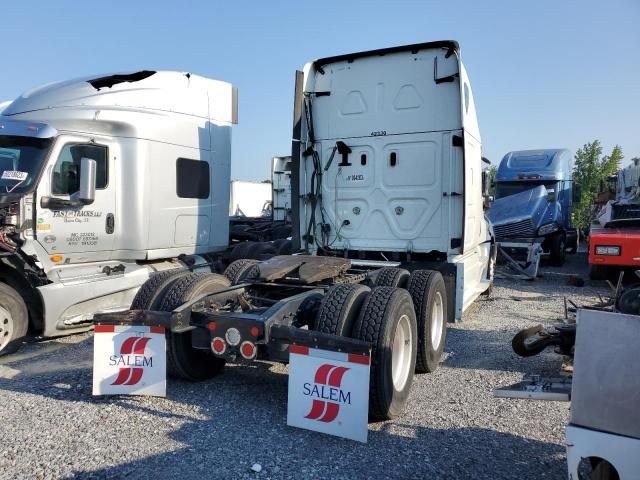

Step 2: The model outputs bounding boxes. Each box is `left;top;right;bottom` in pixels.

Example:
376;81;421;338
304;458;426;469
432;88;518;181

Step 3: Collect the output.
392;314;413;391
431;291;444;350
0;305;13;351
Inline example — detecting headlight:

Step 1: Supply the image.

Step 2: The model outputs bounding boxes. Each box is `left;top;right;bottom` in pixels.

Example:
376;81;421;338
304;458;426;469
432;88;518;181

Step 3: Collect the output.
595;245;620;256
538;223;559;236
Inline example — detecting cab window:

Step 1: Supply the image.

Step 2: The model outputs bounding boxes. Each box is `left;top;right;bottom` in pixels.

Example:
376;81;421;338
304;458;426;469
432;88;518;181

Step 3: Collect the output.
52;144;108;195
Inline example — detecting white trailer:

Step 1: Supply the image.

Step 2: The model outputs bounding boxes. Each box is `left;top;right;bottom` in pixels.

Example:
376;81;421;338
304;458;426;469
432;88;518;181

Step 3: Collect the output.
0;71;237;354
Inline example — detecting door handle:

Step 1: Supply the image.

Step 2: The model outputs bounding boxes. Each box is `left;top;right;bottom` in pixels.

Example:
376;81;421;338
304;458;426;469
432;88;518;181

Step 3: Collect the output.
106;213;114;234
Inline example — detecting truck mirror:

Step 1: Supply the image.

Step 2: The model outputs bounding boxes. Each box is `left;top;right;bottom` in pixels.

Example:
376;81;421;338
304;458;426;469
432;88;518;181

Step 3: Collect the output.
78;157;97;205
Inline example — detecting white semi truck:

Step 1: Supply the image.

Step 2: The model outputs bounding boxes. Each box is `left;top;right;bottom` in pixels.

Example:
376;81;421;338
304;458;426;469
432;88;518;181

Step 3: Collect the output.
95;40;496;420
0;71;237;354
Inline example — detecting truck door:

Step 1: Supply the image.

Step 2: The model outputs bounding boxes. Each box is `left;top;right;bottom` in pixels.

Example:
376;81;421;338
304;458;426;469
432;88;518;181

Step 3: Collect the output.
36;135;116;260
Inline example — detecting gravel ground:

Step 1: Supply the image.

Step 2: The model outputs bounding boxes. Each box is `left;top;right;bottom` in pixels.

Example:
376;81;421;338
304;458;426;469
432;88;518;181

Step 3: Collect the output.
0;253;605;480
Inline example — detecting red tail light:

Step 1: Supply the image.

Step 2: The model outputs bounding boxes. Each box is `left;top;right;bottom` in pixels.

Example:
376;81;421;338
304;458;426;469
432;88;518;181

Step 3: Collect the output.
240;341;257;360
211;337;226;355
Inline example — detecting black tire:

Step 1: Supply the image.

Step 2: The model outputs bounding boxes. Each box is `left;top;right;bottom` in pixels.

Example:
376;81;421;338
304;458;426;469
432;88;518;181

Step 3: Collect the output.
315;284;370;335
407;270;448;373
375;267;410;289
277;239;293;255
229;242;255;262
566;230;579;254
157;273;231;381
617;287;640;315
0;283;28;355
549;233;566;266
131;269;188;310
352;287;417;421
272;225;292;239
224;259;260;284
272;238;288;251
247;242;277;260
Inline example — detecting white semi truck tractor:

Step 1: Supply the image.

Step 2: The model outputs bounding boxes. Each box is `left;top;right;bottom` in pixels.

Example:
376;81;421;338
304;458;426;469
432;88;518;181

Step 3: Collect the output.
95;41;496;420
0;71;238;354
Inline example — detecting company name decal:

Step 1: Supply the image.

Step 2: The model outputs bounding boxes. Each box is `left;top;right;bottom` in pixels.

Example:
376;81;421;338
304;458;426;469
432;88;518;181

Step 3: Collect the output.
303;364;351;422
53;210;103;218
110;336;152;386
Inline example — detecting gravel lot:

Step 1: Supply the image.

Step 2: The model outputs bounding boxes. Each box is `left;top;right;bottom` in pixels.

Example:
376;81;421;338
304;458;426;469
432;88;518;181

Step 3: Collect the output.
0;253;604;480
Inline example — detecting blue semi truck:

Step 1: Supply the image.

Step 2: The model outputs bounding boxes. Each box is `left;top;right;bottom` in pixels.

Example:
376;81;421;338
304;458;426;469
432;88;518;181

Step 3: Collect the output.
488;149;578;270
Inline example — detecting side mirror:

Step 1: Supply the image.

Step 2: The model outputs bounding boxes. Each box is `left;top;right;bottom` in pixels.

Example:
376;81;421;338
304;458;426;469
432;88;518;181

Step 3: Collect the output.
78;157;96;205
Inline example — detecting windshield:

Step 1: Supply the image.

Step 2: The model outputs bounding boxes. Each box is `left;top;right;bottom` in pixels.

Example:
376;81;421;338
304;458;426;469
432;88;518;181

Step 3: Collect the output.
0;135;52;194
495;181;558;200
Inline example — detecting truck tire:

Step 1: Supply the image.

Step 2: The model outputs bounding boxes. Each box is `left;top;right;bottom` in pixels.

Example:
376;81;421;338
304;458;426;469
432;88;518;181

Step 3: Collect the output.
407;270;447;373
0;283;28;355
130;269;188;310
273;238;293;255
224;259;260;285
247;242;277;260
229;242;254;262
566;230;579;254
352;287;417;420
157;273;231;381
375;267;410;289
315;284;370;335
549;233;566;267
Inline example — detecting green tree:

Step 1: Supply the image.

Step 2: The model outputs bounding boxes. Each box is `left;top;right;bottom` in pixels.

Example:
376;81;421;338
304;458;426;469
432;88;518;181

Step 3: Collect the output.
572;141;623;230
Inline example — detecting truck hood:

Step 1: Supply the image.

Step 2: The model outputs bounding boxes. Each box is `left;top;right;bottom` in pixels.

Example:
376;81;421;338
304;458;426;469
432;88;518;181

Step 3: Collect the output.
488;186;559;237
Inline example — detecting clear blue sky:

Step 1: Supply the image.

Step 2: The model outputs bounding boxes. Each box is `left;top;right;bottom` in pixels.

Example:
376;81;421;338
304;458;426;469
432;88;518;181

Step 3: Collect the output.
3;0;638;180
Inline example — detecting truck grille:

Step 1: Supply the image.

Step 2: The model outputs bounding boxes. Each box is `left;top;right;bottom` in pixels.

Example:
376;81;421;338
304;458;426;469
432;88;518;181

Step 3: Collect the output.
493;219;536;238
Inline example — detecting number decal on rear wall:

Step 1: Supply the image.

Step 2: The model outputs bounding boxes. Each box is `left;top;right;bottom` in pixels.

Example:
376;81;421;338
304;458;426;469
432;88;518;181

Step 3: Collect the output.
371;131;387;136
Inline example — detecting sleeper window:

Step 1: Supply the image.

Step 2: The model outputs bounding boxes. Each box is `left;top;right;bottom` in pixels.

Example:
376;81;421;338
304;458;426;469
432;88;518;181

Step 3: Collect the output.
176;158;210;199
52;144;108;195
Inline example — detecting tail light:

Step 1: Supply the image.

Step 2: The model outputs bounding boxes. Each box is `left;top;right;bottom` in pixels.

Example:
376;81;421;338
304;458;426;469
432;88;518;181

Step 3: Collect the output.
211;337;226;355
240;341;257;360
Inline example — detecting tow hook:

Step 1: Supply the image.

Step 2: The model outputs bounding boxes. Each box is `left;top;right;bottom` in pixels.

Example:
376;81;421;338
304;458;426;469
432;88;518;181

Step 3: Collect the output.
512;323;576;357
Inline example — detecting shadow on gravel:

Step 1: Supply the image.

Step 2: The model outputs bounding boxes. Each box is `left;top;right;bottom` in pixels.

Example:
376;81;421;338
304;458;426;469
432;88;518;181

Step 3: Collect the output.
62;416;566;479
443;328;564;376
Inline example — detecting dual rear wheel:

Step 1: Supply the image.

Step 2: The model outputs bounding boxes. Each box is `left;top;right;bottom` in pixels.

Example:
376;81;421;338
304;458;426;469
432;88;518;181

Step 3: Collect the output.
131;270;231;381
131;266;448;421
316;268;447;420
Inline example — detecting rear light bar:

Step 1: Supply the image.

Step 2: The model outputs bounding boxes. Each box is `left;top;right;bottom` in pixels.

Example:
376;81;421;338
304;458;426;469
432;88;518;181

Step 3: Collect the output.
595;245;621;256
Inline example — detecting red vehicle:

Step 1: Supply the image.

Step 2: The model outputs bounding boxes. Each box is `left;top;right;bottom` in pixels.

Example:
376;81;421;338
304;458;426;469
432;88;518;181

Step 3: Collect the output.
589;226;640;278
589;160;640;279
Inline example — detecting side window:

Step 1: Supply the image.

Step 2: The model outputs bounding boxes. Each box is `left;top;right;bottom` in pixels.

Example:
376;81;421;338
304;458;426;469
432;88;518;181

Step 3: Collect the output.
176;158;210;199
52;144;108;195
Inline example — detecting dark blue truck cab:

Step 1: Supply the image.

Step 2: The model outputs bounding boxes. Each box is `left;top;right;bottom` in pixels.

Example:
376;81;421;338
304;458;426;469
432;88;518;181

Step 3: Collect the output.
488;149;577;267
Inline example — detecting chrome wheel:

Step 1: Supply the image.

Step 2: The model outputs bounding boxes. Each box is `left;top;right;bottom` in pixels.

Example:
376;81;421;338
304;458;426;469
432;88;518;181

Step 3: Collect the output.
0;305;14;352
431;291;444;350
392;314;413;391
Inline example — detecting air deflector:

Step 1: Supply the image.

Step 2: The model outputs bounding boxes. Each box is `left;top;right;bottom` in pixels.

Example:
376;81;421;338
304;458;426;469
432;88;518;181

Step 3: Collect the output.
88;71;157;90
